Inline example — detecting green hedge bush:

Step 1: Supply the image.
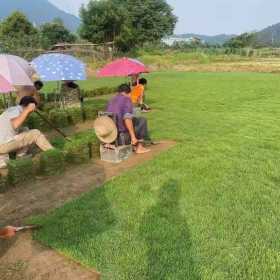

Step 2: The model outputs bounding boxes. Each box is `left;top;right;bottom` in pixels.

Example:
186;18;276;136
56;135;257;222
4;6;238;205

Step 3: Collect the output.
51;137;66;149
7;158;34;185
26;112;48;131
40;86;116;105
41;92;59;103
84;105;98;120
81;86;116;98
1;130;100;189
64;130;99;164
39;149;65;176
49;109;69;128
0;175;7;192
66;107;84;124
64;140;91;164
25;105;99;132
42;103;57;113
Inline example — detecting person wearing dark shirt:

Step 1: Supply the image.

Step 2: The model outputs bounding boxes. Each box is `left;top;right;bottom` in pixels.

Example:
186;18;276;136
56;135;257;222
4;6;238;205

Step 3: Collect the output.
106;84;150;154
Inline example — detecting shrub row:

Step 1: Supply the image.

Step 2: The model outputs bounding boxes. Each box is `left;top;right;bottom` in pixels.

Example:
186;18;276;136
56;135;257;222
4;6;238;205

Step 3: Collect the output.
39;86;116;103
64;130;99;164
25;106;99;131
0;130;100;191
81;86;117;98
0;86;116;110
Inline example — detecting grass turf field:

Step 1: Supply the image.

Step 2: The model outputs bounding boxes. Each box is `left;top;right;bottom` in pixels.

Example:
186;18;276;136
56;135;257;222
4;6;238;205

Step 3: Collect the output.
33;72;280;279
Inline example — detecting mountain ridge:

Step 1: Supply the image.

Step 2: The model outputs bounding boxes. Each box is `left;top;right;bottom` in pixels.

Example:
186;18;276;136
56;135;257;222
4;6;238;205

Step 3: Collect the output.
0;0;80;32
173;33;237;45
256;22;280;46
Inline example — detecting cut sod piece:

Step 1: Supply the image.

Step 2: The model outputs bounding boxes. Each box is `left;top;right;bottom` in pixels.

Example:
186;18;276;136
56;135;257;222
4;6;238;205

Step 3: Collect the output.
39;149;65;176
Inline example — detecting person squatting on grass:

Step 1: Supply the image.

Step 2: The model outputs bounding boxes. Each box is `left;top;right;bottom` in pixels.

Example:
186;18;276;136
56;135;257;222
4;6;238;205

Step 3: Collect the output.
131;78;151;112
0;96;54;169
106;84;151;154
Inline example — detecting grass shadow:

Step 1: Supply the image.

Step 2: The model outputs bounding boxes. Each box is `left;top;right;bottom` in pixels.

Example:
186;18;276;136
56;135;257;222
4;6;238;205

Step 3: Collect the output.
139;179;200;279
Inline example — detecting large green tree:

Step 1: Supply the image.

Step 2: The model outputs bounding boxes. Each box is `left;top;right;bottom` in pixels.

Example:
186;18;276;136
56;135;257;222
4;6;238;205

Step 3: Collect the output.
79;0;132;51
125;0;177;44
0;11;39;53
39;18;76;49
0;11;37;38
79;0;177;51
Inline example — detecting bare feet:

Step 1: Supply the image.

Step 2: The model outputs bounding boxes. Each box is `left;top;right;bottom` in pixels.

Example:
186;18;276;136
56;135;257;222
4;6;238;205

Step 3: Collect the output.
135;144;151;154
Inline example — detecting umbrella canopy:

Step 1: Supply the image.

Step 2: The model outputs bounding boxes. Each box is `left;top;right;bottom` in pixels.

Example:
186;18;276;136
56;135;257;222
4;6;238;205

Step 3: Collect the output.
0;74;14;93
97;57;149;77
10;55;36;78
0;54;34;86
31;53;87;82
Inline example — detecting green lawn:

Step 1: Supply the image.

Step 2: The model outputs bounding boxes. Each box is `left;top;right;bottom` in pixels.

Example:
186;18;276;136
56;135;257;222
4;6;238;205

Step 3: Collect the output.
33;72;280;279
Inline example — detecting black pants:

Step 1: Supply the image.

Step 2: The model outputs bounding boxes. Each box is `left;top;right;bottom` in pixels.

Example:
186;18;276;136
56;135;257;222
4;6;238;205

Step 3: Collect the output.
118;117;150;145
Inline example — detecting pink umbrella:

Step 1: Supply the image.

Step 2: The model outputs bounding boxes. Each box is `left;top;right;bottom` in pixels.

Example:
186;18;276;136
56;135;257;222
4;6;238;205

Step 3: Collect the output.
97;57;149;77
0;54;34;86
0;74;14;93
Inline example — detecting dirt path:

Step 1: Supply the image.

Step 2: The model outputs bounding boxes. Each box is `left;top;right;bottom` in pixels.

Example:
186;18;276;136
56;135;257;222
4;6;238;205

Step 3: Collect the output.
0;232;101;280
0;141;176;280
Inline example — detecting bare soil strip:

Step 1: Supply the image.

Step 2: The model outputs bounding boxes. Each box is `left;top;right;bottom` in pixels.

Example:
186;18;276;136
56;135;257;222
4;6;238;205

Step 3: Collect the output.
0;141;176;280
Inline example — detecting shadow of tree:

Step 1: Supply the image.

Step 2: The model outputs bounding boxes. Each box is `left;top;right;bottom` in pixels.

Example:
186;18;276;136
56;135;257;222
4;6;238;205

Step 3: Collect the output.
139;179;200;280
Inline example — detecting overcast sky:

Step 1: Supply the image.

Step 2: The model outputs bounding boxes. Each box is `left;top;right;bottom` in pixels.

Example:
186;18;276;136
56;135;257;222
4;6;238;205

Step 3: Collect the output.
49;0;280;35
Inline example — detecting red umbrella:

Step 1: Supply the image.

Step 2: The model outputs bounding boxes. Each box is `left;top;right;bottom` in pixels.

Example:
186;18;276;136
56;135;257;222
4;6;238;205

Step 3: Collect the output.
97;57;149;77
0;74;14;93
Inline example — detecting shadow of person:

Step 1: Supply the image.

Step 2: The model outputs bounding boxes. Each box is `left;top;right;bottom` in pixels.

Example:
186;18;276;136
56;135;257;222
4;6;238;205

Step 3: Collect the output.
139;179;200;280
33;183;116;262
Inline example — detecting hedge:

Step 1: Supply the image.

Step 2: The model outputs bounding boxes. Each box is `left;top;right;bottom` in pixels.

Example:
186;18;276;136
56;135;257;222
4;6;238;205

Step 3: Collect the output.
81;86;116;98
25;112;49;131
7;158;34;186
38;86;116;105
0;175;7;192
39;149;65;176
67;107;84;125
63;130;99;164
1;129;100;191
0;86;116;111
25;106;99;132
49;109;69;128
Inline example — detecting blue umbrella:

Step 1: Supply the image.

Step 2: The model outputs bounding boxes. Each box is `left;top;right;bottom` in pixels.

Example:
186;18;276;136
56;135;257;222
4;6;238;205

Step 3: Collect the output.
31;53;87;81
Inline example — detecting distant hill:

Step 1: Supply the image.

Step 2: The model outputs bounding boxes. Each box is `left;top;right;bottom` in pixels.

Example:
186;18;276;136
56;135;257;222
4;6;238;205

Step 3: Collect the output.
0;0;80;32
256;23;280;46
175;33;236;45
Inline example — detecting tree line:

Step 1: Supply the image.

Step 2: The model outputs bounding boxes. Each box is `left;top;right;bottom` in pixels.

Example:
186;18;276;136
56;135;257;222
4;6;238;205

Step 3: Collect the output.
0;0;177;53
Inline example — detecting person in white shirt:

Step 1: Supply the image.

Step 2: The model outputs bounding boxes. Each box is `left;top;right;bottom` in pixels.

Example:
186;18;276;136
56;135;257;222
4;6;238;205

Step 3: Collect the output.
0;96;53;168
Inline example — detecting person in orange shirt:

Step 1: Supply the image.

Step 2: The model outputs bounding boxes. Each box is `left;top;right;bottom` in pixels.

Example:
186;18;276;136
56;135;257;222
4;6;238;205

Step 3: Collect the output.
130;78;151;112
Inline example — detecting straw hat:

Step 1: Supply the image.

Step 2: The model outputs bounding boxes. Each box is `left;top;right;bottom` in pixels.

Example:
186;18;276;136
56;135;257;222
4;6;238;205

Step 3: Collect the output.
94;116;118;144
